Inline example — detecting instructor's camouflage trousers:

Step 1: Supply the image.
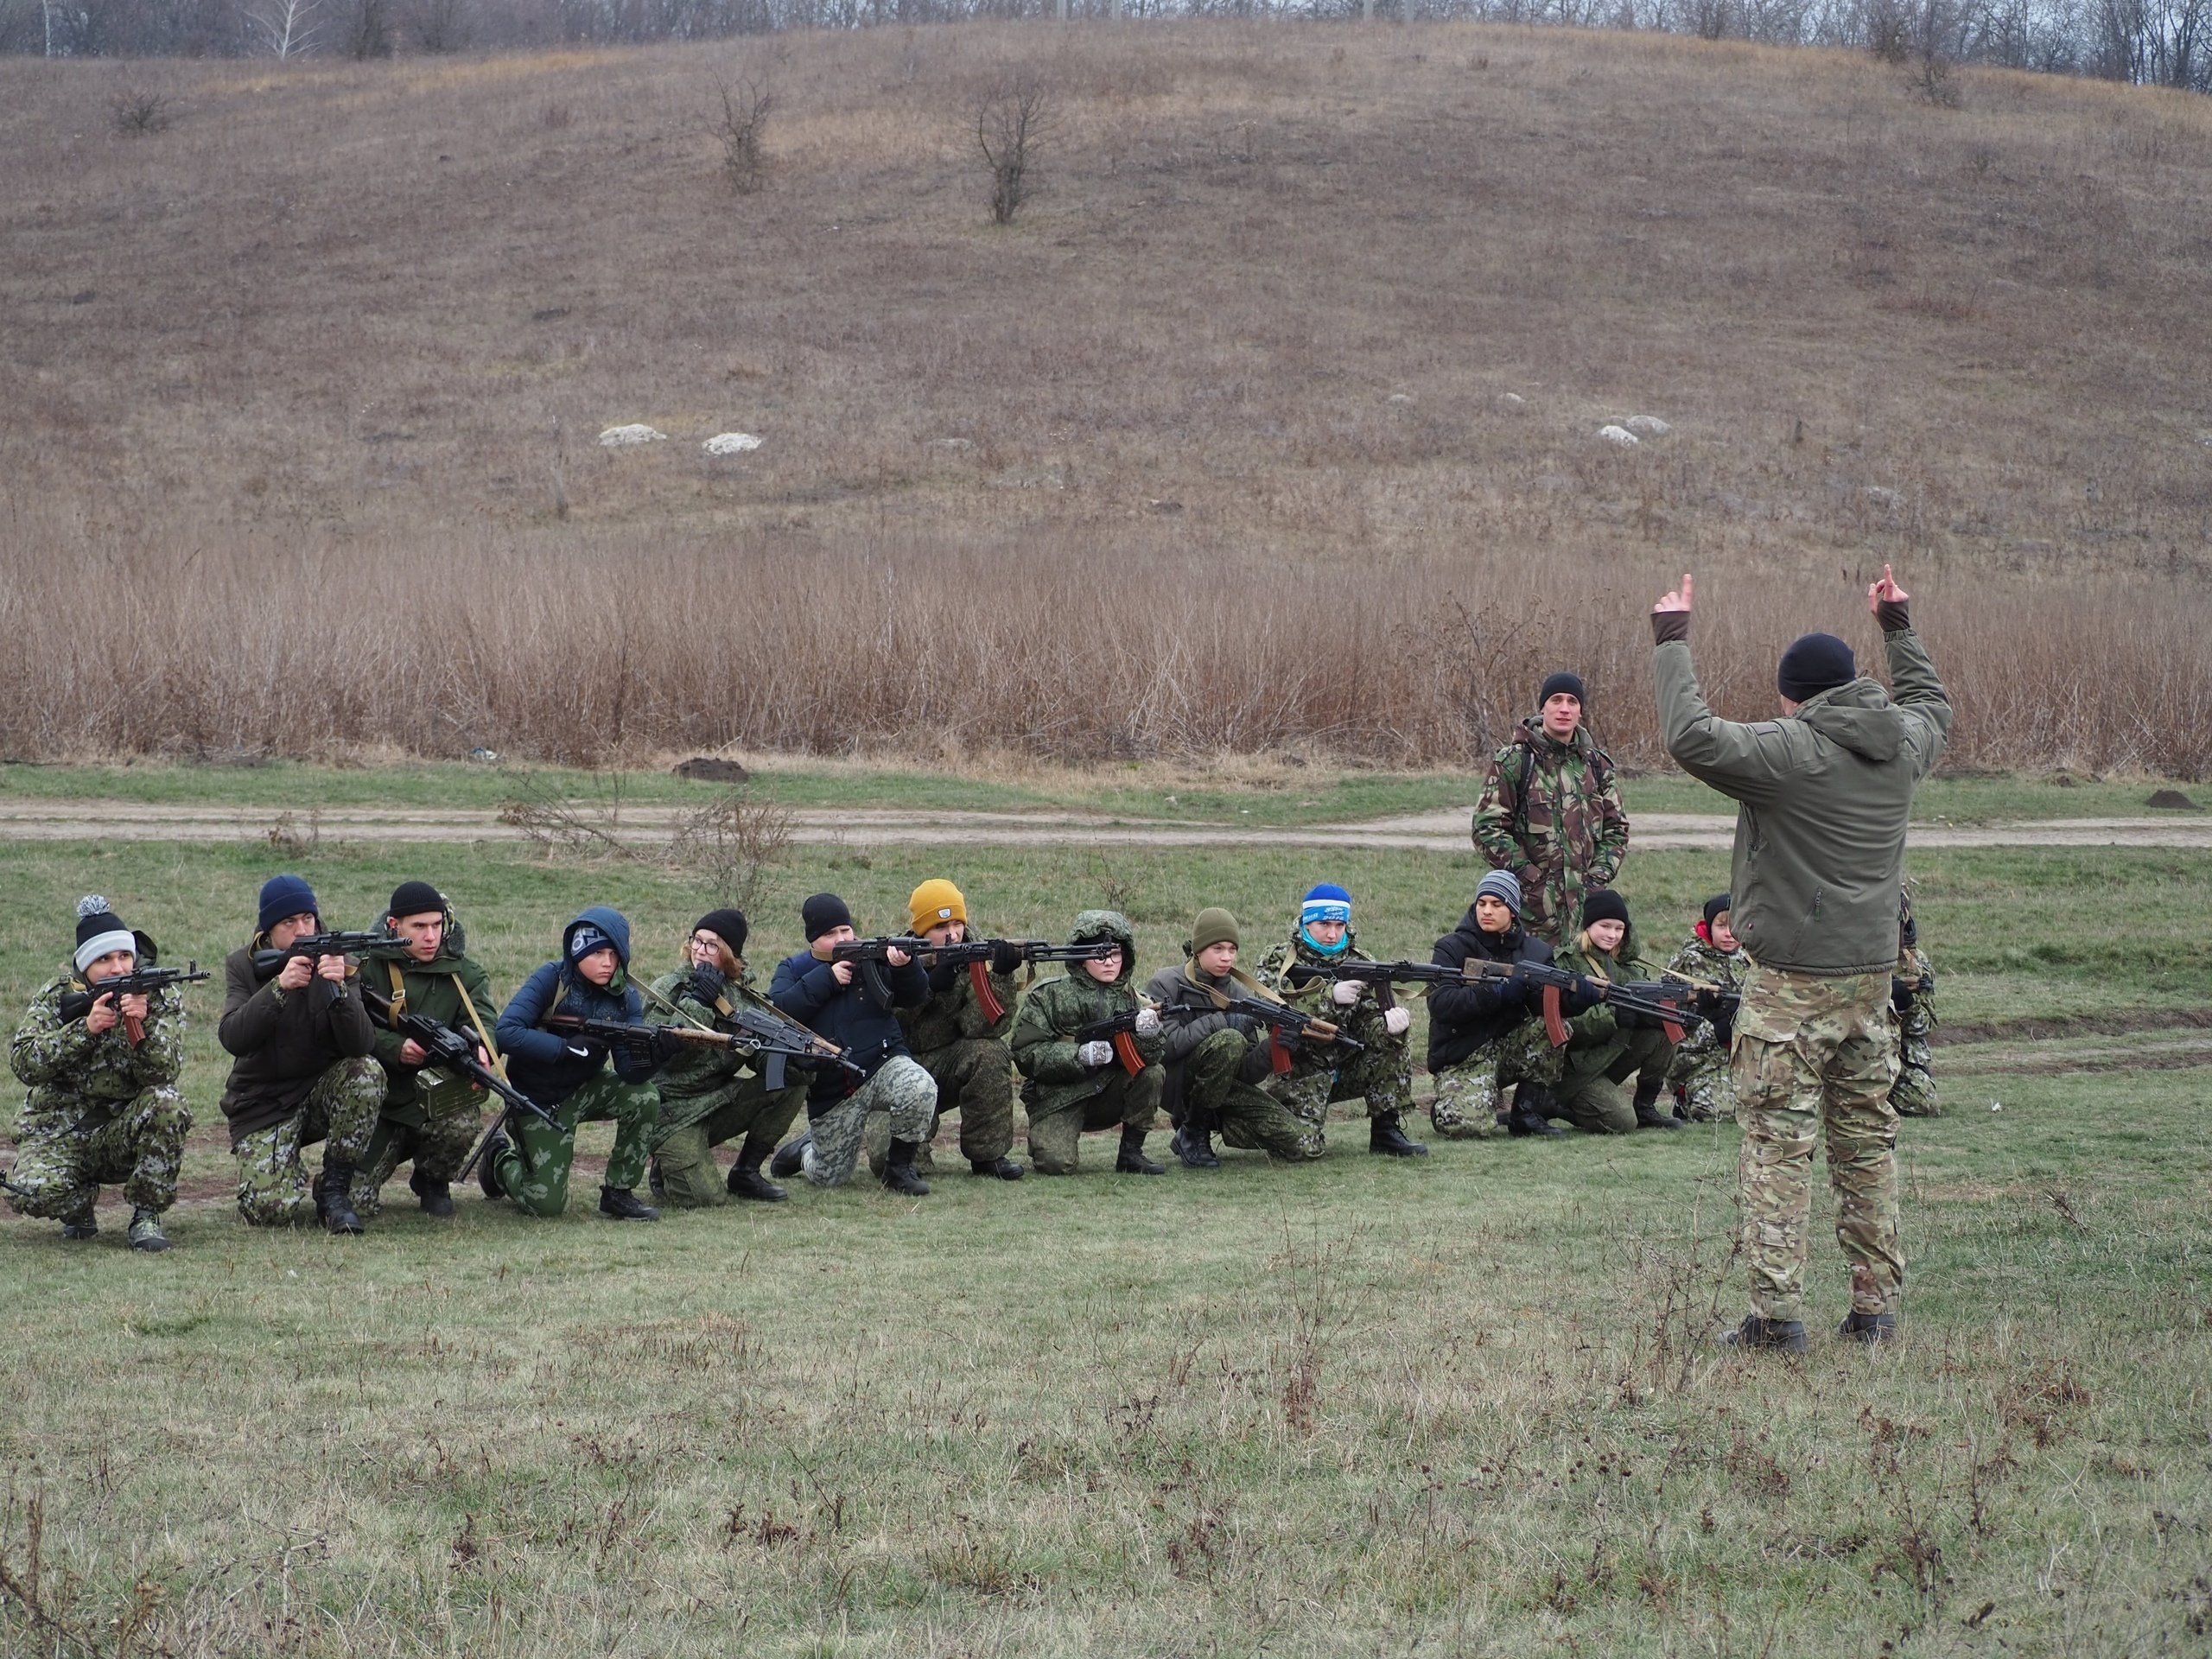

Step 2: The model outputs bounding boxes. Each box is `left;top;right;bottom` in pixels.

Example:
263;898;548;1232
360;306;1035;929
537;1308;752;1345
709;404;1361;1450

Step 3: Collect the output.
1266;1026;1414;1129
1732;963;1902;1325
871;1037;1014;1176
232;1058;384;1227
652;1073;806;1208
1183;1028;1324;1161
804;1056;937;1188
7;1086;192;1221
1668;1026;1737;1122
1428;1019;1562;1140
353;1102;484;1219
1027;1067;1160;1175
488;1071;660;1218
1891;1006;1939;1117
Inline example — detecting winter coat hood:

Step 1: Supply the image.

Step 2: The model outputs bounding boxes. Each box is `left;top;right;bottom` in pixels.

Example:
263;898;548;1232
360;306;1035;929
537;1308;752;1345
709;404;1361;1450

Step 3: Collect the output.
561;906;632;995
1068;909;1137;986
1796;678;1910;765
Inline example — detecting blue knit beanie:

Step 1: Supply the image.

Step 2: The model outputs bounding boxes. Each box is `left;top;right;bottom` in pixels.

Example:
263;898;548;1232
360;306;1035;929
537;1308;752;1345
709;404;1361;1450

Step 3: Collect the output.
1475;869;1523;918
257;874;319;935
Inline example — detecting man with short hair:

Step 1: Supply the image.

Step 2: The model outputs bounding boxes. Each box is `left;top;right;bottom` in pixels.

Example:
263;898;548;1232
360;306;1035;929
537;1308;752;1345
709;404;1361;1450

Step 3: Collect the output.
1423;870;1571;1141
356;880;502;1219
1652;565;1951;1350
1472;671;1630;944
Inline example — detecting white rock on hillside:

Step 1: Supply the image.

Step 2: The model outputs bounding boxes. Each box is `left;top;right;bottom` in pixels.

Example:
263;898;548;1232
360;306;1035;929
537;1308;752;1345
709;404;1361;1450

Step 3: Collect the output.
1624;415;1672;436
703;432;762;455
599;424;666;448
1598;425;1640;448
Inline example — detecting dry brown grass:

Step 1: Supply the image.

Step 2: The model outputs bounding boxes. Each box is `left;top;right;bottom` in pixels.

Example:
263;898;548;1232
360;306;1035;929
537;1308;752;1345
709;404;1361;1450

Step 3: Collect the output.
3;27;2209;772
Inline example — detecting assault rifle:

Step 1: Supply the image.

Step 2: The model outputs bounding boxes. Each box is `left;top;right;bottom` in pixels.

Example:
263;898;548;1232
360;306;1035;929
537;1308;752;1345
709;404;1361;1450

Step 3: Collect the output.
1662;972;1743;1042
1467;960;1713;1048
251;931;403;980
830;936;1120;1020
359;985;561;1185
57;963;209;1042
543;1013;864;1083
1076;1006;1160;1077
1163;993;1361;1076
1281;957;1487;1013
641;978;863;1091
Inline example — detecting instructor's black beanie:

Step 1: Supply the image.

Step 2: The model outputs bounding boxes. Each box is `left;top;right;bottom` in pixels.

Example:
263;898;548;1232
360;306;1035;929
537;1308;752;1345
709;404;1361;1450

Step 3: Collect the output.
801;893;852;942
695;907;749;957
1777;632;1857;702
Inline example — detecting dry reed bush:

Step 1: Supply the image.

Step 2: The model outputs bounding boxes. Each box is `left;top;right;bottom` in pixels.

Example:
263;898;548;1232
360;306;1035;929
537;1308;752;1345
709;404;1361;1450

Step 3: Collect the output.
2;27;2209;772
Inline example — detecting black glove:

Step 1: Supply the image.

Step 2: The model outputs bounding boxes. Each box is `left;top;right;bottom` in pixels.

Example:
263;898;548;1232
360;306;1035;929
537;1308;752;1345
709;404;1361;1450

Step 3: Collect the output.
1226;1013;1260;1039
689;964;727;1005
1891;976;1914;1014
989;940;1027;976
927;963;959;995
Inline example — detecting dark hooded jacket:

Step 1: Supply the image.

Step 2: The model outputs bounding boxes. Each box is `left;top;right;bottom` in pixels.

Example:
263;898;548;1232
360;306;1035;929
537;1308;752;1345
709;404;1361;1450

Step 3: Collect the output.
1424;903;1558;1071
495;906;655;1108
769;940;928;1111
1011;910;1160;1119
1656;622;1950;975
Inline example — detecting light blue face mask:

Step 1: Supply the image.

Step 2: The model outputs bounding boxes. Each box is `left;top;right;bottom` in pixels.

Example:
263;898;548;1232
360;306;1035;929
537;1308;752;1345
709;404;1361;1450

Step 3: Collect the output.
1299;925;1351;956
1298;900;1352;956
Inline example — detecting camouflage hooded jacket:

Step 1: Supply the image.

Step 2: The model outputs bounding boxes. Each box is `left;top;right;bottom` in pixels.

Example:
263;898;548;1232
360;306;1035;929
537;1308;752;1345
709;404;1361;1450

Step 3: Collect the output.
1011;911;1160;1119
899;937;1019;1056
1471;718;1630;942
645;957;785;1109
1664;934;1749;995
362;914;501;1127
11;963;186;1128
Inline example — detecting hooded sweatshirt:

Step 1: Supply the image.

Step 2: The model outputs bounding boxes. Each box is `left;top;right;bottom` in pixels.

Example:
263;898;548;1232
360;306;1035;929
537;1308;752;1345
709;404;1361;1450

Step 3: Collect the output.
1656;620;1950;975
1423;903;1558;1071
495;907;655;1108
1011;910;1159;1119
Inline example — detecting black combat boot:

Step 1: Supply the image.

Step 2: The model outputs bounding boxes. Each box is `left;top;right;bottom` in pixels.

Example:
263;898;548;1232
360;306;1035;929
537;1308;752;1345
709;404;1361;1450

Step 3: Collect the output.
1504;1084;1566;1138
1116;1125;1165;1174
60;1198;99;1241
1170;1111;1221;1169
476;1129;509;1201
1632;1076;1683;1130
769;1132;810;1180
1369;1110;1429;1157
127;1207;171;1253
971;1155;1025;1180
410;1167;456;1217
1721;1314;1808;1353
1839;1309;1897;1344
727;1137;787;1203
648;1157;667;1201
880;1139;931;1196
598;1185;660;1221
315;1164;365;1235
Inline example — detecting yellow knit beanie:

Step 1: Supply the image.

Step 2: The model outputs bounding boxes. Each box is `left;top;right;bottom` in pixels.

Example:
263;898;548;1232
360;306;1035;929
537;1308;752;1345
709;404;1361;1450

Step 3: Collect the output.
908;879;968;936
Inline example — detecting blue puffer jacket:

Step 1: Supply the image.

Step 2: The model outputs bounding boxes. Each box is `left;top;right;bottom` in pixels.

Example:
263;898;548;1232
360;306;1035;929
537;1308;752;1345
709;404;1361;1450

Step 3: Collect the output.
769;945;928;1110
496;906;656;1107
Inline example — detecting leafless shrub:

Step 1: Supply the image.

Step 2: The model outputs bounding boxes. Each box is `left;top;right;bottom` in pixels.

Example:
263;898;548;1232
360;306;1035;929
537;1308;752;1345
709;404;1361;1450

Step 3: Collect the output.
343;0;393;58
665;787;794;912
709;72;775;195
497;772;647;861
410;0;469;53
976;73;1055;226
108;86;175;137
1866;0;1913;60
265;809;324;860
543;101;572;129
246;0;321;57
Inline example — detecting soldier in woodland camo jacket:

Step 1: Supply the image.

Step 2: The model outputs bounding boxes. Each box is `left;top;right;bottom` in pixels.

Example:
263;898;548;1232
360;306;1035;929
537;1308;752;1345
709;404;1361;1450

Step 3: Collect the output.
1471;671;1630;945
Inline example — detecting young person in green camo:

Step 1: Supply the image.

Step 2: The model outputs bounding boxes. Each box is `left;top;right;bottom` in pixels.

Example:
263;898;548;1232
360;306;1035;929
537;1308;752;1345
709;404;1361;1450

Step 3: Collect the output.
1664;893;1748;1123
1009;910;1166;1176
1542;889;1684;1135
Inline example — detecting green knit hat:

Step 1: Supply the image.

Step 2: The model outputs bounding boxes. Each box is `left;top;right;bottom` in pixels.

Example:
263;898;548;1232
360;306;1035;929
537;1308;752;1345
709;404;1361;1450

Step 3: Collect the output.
1189;906;1240;955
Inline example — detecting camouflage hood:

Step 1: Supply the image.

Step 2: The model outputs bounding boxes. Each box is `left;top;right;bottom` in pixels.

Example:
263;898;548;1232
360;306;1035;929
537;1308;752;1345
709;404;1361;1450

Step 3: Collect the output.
1067;909;1136;986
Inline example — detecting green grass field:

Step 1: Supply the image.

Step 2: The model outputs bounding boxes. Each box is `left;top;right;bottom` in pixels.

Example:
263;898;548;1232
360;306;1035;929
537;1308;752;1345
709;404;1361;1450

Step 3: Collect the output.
3;812;2209;1656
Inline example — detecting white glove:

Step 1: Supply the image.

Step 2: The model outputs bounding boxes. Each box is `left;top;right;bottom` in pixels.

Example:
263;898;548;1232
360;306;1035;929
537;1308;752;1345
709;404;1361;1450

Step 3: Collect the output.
1383;1006;1412;1037
1134;1008;1162;1038
1077;1040;1115;1069
1331;979;1362;1008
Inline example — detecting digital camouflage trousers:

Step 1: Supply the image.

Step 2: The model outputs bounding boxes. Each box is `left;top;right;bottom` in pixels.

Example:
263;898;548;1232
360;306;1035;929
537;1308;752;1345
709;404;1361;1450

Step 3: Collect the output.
1891;1002;1939;1118
1264;1024;1415;1128
870;1036;1014;1176
804;1055;937;1188
1181;1027;1324;1162
487;1071;660;1217
1732;963;1902;1325
1427;1018;1563;1140
232;1058;385;1227
1027;1066;1160;1175
7;1086;192;1220
1668;1023;1737;1122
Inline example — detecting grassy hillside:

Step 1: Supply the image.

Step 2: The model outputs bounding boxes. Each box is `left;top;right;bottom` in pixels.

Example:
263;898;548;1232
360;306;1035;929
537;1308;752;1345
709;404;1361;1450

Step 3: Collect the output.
3;27;2209;770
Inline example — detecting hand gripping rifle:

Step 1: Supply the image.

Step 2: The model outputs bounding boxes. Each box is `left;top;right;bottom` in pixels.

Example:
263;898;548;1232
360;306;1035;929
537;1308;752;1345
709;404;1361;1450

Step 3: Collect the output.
359;985;561;1185
543;1012;865;1085
1467;959;1712;1048
1281;957;1484;1014
830;936;1119;1020
637;977;863;1091
56;963;210;1044
1075;1003;1160;1077
250;931;404;980
1164;991;1362;1076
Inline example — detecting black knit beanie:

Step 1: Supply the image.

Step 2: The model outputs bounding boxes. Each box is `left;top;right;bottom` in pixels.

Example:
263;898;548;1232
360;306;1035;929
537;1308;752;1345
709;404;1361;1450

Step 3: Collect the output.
1539;671;1587;709
385;880;445;922
1777;632;1857;702
801;893;852;941
1702;893;1732;928
1581;889;1630;930
695;907;749;957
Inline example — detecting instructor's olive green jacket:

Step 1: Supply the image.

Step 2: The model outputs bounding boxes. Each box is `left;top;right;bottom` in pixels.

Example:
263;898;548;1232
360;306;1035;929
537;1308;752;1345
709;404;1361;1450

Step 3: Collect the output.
1655;622;1950;976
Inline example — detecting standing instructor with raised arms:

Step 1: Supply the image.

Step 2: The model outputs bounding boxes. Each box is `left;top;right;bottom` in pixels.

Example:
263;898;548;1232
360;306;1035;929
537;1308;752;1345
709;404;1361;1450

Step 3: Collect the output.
1650;566;1951;1351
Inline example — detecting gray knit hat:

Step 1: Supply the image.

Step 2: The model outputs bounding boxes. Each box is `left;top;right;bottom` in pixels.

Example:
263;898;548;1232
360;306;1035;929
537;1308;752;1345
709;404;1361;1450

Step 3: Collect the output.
1474;869;1523;918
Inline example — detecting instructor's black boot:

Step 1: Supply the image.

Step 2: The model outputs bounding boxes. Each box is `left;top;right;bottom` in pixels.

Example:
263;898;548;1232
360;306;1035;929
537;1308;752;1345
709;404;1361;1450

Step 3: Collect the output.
1838;1309;1897;1344
1504;1084;1566;1138
598;1185;660;1221
1721;1314;1808;1353
476;1129;509;1201
1171;1113;1221;1169
315;1164;365;1235
769;1132;810;1180
1633;1076;1684;1130
410;1168;456;1217
1116;1126;1166;1175
1369;1110;1429;1158
971;1156;1025;1180
727;1138;788;1203
881;1139;931;1196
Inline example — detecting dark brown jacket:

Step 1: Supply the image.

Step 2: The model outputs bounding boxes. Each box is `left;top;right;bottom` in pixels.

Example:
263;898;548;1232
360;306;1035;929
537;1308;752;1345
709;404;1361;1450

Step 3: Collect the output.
217;945;376;1140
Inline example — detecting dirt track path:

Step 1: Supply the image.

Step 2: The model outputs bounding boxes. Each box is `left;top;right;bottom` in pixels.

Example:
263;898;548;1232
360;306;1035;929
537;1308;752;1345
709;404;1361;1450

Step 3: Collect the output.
2;802;2209;850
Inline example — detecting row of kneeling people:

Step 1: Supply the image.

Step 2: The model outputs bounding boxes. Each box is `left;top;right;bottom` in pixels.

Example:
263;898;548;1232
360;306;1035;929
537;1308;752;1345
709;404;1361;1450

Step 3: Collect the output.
4;868;1936;1249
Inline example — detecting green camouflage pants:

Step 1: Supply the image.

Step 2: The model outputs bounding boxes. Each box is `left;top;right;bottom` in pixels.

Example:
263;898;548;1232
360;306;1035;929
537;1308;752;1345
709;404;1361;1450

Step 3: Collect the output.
804;1056;936;1188
6;1087;192;1220
488;1071;660;1217
1265;1026;1415;1128
1668;1024;1737;1122
232;1058;385;1227
1027;1068;1160;1175
353;1101;485;1219
1428;1018;1562;1140
1733;964;1902;1324
652;1074;807;1208
1891;1005;1939;1117
872;1037;1014;1175
1183;1027;1325;1162
1551;1027;1672;1135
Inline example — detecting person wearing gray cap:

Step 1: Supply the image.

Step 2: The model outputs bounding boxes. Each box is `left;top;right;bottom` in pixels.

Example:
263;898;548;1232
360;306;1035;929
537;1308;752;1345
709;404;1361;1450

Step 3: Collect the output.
1422;869;1573;1141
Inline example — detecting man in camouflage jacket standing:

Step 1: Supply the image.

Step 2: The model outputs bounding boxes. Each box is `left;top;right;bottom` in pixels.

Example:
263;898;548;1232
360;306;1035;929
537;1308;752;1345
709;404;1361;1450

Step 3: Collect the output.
1471;671;1630;945
887;879;1026;1181
7;897;192;1252
1653;565;1950;1351
1253;883;1427;1157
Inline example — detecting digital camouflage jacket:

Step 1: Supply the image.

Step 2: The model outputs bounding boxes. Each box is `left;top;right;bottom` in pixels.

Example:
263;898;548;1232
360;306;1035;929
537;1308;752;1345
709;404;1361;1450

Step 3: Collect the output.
645;958;781;1108
1471;718;1630;942
10;965;186;1128
1013;912;1161;1119
899;937;1019;1056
